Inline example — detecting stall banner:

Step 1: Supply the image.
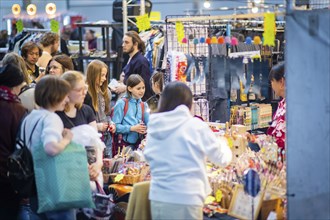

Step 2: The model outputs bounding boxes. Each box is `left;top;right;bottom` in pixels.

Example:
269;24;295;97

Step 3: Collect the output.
136;13;151;32
263;13;276;47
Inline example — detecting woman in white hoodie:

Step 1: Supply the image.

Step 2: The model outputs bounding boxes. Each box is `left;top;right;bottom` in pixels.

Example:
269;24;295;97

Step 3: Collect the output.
144;81;232;220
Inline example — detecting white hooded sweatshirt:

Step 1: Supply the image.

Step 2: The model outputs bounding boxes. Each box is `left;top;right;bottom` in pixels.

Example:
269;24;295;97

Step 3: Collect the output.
144;105;232;206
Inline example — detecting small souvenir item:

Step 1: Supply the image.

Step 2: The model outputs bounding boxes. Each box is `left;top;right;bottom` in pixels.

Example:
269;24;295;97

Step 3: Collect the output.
231;37;238;46
253;36;262;45
181;37;188;44
211;36;218;44
206;37;211;44
193;38;199;45
245;36;252;45
225;36;231;44
218;36;225;44
200;37;206;43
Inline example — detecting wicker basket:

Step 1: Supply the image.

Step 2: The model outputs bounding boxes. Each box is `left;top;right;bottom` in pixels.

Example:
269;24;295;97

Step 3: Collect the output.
109;173;141;185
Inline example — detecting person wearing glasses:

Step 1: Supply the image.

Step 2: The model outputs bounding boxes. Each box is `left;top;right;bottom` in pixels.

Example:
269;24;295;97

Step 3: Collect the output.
46;54;74;77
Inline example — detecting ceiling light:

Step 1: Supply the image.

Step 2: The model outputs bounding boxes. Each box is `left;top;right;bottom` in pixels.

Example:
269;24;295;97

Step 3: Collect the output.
12;4;21;15
45;3;56;15
204;0;211;9
27;4;37;16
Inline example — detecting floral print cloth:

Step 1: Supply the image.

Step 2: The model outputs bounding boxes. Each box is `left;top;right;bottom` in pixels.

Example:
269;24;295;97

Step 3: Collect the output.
267;98;286;150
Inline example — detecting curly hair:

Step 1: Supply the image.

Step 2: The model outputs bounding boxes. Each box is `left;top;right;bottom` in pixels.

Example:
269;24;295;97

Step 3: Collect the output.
39;32;59;47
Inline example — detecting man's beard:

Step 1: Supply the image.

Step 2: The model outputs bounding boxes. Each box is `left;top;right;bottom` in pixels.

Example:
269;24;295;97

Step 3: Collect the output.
124;45;135;55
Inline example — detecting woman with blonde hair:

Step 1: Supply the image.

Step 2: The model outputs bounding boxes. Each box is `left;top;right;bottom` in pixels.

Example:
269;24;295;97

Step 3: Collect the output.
2;52;30;84
57;70;103;182
84;60;115;158
2;52;36;111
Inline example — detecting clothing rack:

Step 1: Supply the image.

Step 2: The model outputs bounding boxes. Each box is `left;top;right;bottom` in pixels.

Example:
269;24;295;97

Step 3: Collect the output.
22;28;51;33
166;12;285;23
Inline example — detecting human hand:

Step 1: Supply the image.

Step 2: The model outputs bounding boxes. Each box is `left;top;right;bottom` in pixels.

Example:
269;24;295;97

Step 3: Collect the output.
62;128;73;141
109;123;116;133
35;68;46;83
131;124;147;134
98;122;109;132
113;84;126;94
88;162;102;181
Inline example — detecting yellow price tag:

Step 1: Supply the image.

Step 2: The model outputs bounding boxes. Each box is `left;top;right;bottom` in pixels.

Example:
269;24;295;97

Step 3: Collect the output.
215;189;223;202
227;137;233;148
16;20;24;33
263;13;276;46
175;22;185;43
114;174;125;182
50;20;60;33
204;196;215;204
136;13;151;32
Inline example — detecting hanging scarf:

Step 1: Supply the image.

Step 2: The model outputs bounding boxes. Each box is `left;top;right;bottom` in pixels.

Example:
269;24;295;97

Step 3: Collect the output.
0;86;20;103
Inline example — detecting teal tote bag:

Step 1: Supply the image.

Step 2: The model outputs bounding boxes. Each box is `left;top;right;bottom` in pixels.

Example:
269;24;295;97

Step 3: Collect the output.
33;141;94;213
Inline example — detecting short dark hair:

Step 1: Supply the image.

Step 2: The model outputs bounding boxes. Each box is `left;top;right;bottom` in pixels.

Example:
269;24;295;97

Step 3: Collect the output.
35;75;70;109
21;41;42;59
269;62;285;82
126;74;145;97
125;31;146;55
158;81;192;113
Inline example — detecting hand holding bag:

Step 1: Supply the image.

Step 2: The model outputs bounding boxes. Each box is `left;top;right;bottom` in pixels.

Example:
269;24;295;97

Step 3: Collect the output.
33;141;94;213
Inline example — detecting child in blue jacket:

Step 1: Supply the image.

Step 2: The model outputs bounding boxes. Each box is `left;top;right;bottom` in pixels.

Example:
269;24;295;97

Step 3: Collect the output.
112;74;149;152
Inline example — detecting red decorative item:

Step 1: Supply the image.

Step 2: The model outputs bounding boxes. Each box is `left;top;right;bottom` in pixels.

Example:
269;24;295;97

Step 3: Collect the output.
218;36;225;44
206;37;211;44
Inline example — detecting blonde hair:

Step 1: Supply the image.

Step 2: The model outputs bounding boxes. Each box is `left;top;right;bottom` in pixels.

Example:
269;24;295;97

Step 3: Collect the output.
61;71;85;112
2;52;30;84
86;60;110;113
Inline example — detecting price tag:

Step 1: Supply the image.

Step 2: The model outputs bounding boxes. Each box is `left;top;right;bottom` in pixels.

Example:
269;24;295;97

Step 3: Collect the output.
175;21;185;43
204;196;215;204
216;189;223;202
50;20;60;33
114;174;125;182
136;13;151;32
263;13;276;46
16;20;24;33
227;137;233;148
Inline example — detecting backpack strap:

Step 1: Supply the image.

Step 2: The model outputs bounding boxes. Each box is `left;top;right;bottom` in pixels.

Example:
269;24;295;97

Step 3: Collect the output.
123;98;129;117
141;102;145;123
20;115;46;149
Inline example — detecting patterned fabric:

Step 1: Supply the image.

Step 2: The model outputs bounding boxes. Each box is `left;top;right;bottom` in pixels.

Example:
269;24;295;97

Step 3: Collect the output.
267;98;286;150
0;86;20;103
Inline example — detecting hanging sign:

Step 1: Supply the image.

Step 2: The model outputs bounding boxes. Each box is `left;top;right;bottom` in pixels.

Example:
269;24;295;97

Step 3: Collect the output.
50;19;60;33
175;21;185;43
16;19;24;33
136;13;151;32
263;13;276;46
